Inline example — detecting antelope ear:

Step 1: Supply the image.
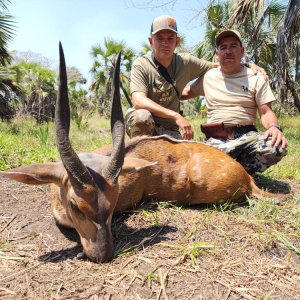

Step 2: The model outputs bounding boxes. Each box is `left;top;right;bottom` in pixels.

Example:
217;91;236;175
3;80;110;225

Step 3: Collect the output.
121;157;157;172
0;162;66;186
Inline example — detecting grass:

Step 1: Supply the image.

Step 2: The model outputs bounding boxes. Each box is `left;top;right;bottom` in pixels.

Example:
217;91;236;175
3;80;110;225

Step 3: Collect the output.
112;183;299;271
0;115;112;170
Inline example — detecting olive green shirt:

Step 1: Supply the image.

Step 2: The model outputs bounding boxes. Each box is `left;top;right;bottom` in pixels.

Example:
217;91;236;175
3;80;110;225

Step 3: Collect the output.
130;53;212;129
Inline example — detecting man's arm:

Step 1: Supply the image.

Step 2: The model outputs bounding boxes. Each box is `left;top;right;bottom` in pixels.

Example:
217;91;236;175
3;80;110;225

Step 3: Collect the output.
181;85;200;100
258;103;288;148
132;91;194;140
181;74;205;100
248;63;268;80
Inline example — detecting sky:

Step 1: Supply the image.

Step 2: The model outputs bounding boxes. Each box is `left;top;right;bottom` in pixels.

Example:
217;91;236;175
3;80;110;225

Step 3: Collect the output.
8;0;210;81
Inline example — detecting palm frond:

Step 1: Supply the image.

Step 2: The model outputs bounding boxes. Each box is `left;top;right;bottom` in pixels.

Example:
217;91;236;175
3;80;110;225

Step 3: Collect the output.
251;0;286;40
229;0;266;26
0;1;16;65
0;0;11;11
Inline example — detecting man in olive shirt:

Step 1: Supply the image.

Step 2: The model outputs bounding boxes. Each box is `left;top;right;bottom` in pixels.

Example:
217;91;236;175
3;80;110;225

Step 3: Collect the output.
126;15;215;140
184;29;288;173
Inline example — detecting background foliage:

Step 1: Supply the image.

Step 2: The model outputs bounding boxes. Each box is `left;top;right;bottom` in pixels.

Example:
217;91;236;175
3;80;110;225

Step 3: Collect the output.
0;0;298;122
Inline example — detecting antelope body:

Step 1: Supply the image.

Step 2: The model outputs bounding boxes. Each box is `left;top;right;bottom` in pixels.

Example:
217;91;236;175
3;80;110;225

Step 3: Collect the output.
0;44;288;263
97;135;288;213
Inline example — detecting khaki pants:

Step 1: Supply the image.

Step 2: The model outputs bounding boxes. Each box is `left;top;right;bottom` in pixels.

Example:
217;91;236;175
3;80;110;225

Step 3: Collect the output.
125;108;183;140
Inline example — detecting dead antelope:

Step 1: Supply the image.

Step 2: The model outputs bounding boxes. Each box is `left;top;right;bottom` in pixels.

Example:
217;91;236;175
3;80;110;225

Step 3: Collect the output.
0;45;289;264
0;43;125;263
98;135;289;212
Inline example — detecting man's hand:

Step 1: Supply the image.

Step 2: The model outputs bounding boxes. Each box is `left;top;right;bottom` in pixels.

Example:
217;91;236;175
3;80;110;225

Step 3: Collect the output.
248;63;268;80
264;127;288;149
174;114;194;140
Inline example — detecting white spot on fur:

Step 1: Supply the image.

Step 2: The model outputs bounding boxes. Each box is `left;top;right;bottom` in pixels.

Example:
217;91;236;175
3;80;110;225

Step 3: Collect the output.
226;189;231;194
52;209;74;228
134;161;157;171
204;158;210;163
221;172;227;177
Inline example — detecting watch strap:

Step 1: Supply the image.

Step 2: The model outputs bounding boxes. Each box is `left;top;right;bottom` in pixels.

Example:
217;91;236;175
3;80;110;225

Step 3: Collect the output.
268;124;282;132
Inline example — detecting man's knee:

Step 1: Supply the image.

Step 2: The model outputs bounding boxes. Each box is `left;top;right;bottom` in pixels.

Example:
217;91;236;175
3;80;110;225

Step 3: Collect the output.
239;138;287;173
243;150;287;174
125;108;155;138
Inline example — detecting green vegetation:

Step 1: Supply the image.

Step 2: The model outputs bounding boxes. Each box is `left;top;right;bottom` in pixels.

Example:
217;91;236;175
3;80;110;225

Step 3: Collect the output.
1;114;300;183
0;1;299;298
0;115;111;170
263;114;300;181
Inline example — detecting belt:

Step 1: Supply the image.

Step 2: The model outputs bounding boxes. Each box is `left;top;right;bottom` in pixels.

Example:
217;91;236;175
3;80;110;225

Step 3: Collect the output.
201;123;257;139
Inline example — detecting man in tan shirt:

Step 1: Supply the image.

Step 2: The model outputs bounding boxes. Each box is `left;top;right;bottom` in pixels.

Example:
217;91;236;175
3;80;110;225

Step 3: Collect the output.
184;29;287;173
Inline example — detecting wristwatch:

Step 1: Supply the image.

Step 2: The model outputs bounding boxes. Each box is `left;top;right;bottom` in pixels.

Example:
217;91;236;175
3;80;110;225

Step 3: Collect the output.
268;124;283;132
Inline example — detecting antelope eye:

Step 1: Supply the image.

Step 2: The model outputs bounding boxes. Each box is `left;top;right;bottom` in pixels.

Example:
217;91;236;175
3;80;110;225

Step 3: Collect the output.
70;199;84;216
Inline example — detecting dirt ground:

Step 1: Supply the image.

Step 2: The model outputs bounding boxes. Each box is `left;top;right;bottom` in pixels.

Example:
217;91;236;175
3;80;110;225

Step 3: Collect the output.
0;176;300;300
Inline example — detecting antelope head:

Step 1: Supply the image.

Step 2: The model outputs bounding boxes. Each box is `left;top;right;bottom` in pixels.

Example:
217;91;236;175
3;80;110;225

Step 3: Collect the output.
54;43;124;262
1;44;124;262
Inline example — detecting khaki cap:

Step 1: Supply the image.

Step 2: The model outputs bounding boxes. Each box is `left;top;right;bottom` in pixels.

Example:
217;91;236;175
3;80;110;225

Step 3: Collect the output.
215;29;243;46
151;15;178;35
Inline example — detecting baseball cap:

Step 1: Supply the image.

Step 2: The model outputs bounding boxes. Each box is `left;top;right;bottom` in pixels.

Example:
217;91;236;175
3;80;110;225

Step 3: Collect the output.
150;15;178;35
215;29;243;46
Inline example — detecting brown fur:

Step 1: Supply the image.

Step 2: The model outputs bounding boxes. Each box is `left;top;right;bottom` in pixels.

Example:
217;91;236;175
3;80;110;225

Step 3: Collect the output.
97;135;289;210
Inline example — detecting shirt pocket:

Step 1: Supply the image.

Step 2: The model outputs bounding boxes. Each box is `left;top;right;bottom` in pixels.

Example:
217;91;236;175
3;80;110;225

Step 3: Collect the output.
153;78;173;93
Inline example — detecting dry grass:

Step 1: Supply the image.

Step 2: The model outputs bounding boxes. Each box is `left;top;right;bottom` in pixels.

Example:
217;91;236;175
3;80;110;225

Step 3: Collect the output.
0;177;299;300
1;115;300;299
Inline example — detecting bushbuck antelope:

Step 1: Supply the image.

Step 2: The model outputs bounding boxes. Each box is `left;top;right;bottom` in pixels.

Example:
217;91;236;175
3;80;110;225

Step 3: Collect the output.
1;45;289;263
97;135;289;212
0;44;127;262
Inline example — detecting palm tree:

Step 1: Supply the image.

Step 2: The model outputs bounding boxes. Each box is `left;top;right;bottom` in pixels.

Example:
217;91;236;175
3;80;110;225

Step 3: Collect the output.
193;0;231;62
0;0;15;65
89;38;135;115
0;0;16;121
229;0;300;111
139;41;151;56
0;66;19;121
68;80;94;130
11;62;57;123
229;0;286;67
63;66;93;129
276;0;300;111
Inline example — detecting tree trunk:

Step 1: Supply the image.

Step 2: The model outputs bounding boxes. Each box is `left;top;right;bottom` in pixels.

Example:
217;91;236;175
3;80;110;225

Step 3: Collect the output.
286;74;300;112
296;42;299;82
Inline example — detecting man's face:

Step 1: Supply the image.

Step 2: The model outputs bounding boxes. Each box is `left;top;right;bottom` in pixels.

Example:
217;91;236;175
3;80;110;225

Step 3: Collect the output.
216;36;244;68
149;30;179;62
